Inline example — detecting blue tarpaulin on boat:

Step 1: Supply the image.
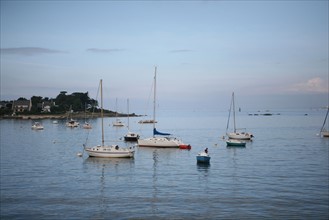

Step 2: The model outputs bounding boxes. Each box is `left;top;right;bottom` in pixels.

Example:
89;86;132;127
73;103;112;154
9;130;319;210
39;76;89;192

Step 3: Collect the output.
153;128;171;136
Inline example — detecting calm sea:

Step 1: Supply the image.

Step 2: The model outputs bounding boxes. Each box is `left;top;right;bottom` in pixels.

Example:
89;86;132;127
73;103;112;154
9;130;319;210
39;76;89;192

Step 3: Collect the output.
1;109;328;219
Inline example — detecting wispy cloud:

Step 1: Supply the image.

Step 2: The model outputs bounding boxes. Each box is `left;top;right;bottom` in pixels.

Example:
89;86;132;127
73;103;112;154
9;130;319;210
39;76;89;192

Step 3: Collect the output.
169;49;193;53
86;48;125;53
288;77;328;93
0;47;67;56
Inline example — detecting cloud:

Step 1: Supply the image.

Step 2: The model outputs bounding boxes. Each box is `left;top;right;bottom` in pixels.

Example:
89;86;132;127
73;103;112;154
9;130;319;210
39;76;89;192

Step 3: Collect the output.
288;77;328;93
169;49;193;53
0;47;67;56
86;48;125;53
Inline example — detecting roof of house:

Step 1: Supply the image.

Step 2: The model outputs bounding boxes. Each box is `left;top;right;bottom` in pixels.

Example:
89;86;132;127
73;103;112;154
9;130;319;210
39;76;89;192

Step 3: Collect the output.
13;100;31;106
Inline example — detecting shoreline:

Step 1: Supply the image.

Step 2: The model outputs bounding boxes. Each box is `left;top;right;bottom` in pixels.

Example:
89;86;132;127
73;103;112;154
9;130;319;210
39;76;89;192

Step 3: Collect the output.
0;112;142;120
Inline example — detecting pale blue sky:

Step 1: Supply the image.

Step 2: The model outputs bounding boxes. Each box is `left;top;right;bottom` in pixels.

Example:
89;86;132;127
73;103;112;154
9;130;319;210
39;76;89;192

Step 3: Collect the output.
1;0;328;112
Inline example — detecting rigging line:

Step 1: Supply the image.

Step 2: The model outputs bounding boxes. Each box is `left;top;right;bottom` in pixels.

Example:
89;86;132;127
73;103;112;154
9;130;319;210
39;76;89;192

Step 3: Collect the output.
84;80;101;146
226;94;233;133
138;78;155;133
320;107;329;132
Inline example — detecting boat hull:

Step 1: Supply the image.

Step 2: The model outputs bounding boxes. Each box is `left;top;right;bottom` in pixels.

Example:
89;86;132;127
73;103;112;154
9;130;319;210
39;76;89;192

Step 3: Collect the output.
226;140;246;147
85;145;134;158
124;133;140;142
196;155;211;163
227;132;253;140
179;144;191;150
138;137;180;148
124;137;139;142
321;131;329;137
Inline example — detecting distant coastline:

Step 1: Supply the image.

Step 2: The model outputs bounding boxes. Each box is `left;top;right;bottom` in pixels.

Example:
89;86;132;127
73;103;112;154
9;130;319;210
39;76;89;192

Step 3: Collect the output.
0;112;141;120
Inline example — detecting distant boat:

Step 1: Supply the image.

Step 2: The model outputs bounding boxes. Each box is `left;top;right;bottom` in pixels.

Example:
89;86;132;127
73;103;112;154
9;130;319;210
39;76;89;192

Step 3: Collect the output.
82;103;92;129
112;98;125;127
226;92;253;140
138;119;157;124
66;119;79;128
124;99;139;142
320;107;329;137
82;122;92;129
31;122;44;130
84;80;134;158
138;67;182;148
66;106;79;128
113;120;125;127
226;139;246;147
196;149;210;163
52;120;58;124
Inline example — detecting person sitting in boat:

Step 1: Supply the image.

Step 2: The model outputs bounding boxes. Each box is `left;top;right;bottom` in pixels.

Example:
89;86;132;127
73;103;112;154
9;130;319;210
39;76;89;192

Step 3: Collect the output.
204;148;208;154
115;145;119;150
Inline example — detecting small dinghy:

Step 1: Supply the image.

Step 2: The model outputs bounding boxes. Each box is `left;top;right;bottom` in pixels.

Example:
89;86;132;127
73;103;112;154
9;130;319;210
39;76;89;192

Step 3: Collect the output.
179;144;191;150
196;148;210;163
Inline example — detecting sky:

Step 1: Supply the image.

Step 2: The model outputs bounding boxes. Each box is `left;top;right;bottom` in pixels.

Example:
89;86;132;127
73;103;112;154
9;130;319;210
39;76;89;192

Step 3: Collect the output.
1;0;328;113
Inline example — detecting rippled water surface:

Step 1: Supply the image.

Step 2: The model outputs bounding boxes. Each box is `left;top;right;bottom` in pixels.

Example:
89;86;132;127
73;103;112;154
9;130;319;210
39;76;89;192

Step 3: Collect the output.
1;109;328;219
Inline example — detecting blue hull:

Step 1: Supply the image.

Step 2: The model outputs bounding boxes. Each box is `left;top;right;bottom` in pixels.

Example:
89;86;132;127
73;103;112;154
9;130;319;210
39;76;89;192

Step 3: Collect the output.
196;155;211;163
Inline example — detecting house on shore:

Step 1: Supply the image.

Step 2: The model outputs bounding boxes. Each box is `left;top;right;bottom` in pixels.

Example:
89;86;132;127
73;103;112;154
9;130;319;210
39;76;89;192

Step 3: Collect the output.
12;99;32;113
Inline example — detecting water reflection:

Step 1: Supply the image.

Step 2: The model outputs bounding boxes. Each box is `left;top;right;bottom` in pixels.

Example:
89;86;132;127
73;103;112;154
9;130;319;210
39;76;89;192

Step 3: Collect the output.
82;157;135;219
84;156;135;167
197;163;210;176
152;149;159;215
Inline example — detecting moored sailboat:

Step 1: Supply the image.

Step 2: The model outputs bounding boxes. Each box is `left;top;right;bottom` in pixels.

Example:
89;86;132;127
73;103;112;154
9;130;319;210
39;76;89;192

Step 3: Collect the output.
226;92;253;140
84;79;134;158
124;99;140;142
112;98;125;127
137;67;182;148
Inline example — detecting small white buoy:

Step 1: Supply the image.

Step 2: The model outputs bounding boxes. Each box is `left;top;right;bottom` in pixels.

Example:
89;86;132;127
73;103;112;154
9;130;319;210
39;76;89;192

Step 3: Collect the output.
77;152;83;157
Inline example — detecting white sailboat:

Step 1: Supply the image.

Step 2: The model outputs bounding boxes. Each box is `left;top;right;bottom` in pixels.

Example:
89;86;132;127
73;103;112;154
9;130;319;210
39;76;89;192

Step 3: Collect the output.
31;122;44;130
138;67;181;148
82;103;92;129
124;99;140;142
226;92;253;140
112;98;125;127
84;80;134;158
320;107;329;137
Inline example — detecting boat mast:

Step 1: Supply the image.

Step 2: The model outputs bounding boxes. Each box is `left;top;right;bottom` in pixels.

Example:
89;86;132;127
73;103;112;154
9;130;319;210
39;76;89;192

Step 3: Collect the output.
153;66;157;137
226;93;233;133
127;98;130;131
232;92;236;133
100;79;104;146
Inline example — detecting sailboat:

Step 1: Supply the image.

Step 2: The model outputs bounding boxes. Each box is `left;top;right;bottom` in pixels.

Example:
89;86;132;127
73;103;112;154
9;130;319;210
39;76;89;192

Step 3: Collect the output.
137;67;182;148
226;92;253;140
66;105;79;128
320;107;329;137
124;99;140;142
82;103;92;129
84;80;135;158
112;98;125;127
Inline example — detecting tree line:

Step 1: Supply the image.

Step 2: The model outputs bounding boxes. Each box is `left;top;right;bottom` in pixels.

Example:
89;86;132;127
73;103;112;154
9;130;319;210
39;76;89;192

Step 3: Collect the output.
1;91;99;115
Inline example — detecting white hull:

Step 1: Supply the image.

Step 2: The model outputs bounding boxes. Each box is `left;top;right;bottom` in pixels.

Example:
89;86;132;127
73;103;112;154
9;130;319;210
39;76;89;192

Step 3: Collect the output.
31;125;44;130
85;145;134;158
32;122;43;130
66;120;79;127
113;120;124;127
83;122;92;129
321;131;329;137
138;137;180;148
227;132;253;140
